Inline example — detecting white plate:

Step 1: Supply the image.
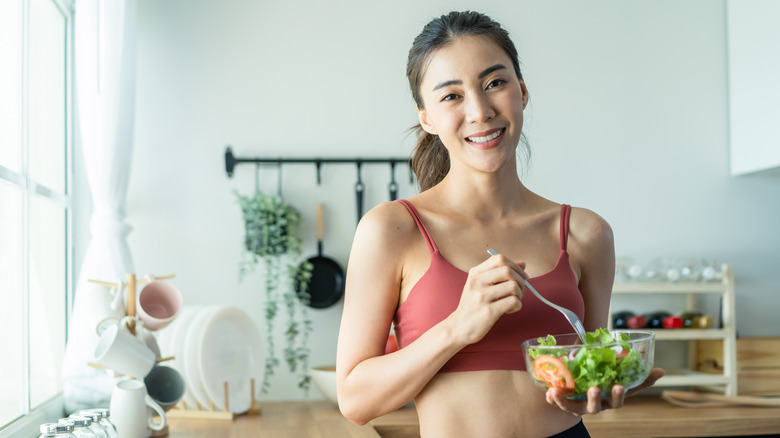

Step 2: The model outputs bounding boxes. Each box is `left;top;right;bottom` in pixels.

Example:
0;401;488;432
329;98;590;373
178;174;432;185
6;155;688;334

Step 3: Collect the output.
184;306;217;408
170;306;204;408
197;306;264;414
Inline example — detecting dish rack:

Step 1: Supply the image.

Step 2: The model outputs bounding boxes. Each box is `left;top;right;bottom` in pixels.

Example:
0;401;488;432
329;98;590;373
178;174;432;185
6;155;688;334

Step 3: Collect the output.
88;273;262;422
608;264;737;396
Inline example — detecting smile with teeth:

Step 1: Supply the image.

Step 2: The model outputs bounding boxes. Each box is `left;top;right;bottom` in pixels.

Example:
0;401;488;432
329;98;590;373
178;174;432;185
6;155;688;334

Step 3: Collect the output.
466;129;504;143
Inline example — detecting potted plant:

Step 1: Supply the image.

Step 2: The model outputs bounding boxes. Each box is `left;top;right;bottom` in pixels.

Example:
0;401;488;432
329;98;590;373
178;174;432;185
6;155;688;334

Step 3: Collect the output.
235;190;313;394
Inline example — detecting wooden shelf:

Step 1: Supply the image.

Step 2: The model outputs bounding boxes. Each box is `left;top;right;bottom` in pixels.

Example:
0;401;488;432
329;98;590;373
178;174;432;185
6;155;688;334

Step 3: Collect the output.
612;281;724;294
650;329;727;341
610;264;737;396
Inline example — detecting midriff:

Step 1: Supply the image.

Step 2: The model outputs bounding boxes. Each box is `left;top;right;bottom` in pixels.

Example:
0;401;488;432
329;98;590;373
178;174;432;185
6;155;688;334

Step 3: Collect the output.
413;370;580;438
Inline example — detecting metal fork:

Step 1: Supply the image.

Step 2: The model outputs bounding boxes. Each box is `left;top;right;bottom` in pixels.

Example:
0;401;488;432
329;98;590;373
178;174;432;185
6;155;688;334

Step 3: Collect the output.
487;249;587;343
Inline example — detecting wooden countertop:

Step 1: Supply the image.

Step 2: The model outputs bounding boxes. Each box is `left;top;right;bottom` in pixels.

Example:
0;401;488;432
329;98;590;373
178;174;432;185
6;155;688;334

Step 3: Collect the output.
165;397;780;438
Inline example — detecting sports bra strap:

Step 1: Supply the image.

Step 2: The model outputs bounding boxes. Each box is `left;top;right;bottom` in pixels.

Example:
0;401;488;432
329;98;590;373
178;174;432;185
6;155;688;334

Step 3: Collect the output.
397;200;438;254
559;204;571;251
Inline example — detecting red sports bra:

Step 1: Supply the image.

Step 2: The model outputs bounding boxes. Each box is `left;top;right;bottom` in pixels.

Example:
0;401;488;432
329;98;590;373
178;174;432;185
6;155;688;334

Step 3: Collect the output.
393;200;586;372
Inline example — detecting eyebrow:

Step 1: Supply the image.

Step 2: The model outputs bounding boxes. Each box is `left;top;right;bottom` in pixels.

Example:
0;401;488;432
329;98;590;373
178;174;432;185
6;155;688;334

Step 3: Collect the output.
432;64;508;91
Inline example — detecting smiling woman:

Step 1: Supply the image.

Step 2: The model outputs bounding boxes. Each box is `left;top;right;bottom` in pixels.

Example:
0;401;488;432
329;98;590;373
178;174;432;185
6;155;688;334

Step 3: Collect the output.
336;10;662;438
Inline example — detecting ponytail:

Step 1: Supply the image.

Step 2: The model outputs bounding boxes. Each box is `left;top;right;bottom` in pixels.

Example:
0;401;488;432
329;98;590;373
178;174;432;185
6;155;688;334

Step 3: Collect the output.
410;125;449;192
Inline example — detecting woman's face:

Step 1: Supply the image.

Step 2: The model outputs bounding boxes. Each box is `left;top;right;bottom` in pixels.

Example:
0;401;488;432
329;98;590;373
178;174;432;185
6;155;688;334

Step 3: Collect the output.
417;35;528;174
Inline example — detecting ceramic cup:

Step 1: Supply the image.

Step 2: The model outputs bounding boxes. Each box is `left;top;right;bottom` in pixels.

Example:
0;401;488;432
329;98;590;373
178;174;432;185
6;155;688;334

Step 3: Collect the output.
144;365;185;411
98;316;162;360
94;318;157;379
110;379;166;438
136;276;183;331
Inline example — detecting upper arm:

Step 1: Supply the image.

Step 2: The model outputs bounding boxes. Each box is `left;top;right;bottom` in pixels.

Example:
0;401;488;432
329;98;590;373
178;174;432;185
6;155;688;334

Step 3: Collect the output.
336;202;415;376
567;207;615;331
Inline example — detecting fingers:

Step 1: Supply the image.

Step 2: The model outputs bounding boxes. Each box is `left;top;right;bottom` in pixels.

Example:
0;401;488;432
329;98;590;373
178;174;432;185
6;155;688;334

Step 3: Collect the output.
545;385;625;416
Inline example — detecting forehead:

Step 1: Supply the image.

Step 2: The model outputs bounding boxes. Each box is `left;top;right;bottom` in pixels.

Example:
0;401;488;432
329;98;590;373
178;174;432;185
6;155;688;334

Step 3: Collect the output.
420;35;510;89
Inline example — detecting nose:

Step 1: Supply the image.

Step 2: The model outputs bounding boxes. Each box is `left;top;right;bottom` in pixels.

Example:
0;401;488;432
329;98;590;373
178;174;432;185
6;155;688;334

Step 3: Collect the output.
465;93;495;123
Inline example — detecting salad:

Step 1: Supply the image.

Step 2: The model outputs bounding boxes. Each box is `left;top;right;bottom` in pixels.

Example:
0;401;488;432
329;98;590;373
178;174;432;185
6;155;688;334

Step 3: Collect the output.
525;328;652;397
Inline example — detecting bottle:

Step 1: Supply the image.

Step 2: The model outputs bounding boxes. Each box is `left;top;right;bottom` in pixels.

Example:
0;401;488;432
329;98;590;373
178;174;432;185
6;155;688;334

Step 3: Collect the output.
612;310;634;329
79;409;117;438
39;423;76;438
627;314;647;328
680;311;703;329
662;315;683;329
643;311;671;329
58;418;96;438
70;413;107;438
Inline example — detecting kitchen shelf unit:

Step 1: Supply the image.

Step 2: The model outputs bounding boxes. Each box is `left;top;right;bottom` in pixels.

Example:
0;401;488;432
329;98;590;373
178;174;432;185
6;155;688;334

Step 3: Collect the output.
609;264;737;396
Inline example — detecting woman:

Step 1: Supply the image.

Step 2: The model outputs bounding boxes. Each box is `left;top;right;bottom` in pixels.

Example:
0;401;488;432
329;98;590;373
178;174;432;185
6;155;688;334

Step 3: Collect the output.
336;11;662;438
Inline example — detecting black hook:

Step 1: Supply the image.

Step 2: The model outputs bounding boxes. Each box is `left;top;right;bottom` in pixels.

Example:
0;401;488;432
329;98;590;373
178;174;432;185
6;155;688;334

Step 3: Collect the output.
315;160;322;185
355;161;364;225
225;146;237;177
388;162;398;201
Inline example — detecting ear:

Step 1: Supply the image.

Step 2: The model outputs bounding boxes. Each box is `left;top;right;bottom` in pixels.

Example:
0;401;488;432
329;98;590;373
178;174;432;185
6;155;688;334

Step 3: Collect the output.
417;107;438;135
520;79;529;110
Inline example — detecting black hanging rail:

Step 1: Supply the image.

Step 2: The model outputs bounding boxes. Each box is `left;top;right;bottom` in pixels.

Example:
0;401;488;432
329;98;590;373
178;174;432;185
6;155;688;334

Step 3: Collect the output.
224;146;413;185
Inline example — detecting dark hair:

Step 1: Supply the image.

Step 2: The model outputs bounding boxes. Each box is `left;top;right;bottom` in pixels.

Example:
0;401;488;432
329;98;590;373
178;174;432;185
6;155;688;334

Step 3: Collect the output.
407;11;528;191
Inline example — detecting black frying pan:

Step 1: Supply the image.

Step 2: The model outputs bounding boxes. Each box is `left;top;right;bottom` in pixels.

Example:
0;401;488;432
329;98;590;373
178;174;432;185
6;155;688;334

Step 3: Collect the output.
298;203;344;308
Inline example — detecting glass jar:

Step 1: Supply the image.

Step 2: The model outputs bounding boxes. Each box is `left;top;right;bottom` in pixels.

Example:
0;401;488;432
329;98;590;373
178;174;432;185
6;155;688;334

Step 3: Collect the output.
72;412;108;438
58;418;96;438
39;423;76;438
79;409;117;438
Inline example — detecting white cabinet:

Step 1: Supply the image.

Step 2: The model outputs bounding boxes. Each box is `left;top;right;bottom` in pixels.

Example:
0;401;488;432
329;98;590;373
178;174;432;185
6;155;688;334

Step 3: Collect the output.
609;264;737;396
727;1;780;176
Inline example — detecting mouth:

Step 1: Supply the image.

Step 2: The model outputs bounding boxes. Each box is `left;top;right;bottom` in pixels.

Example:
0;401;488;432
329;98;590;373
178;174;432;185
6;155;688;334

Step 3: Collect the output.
465;128;505;149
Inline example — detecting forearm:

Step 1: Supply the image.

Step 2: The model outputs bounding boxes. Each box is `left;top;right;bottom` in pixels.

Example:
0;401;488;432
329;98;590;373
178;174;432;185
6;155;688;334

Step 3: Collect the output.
337;319;462;425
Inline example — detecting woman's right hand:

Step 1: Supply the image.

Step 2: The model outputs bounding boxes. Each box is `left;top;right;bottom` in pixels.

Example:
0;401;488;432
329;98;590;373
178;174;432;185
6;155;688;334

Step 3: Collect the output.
449;253;528;345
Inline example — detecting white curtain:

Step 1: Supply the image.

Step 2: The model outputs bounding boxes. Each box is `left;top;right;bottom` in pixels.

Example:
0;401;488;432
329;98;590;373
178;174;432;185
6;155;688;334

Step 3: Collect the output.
62;0;137;413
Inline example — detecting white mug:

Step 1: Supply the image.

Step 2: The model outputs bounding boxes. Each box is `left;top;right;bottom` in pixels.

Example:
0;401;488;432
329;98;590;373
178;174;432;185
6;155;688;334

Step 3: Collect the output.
94;318;156;379
97;316;162;360
110;379;166;438
136;276;183;331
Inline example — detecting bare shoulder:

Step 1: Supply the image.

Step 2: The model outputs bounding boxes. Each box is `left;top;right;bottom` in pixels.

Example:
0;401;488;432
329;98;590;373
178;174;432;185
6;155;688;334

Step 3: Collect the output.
567;206;614;253
350;200;422;272
354;200;419;246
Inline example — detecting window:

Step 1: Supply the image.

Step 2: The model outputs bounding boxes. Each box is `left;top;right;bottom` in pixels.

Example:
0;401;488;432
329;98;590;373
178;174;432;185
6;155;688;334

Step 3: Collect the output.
0;0;73;435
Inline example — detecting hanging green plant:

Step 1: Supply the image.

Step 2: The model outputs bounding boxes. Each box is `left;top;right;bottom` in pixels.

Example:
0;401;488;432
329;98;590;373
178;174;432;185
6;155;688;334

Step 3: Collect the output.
235;190;313;394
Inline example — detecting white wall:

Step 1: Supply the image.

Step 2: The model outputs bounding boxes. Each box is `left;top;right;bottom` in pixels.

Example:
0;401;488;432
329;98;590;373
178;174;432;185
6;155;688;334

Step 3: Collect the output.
74;0;780;400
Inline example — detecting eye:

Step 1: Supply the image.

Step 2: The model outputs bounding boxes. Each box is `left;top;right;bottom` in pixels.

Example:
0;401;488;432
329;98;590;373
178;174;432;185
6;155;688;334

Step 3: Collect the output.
486;79;506;89
441;93;461;102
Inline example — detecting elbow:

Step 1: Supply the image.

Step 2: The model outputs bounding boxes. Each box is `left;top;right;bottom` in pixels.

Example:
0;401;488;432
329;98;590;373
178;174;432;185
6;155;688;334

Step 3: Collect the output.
338;398;371;426
337;385;374;426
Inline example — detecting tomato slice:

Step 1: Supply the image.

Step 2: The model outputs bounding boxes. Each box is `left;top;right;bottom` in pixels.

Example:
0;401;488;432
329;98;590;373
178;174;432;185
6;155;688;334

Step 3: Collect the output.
533;355;575;392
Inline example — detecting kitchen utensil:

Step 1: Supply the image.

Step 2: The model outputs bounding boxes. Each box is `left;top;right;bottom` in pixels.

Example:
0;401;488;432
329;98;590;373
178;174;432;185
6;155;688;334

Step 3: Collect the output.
487;248;587;343
355;162;364;224
388;162;398;201
661;390;780;408
198;306;264;413
109;379;166;438
297;203;345;308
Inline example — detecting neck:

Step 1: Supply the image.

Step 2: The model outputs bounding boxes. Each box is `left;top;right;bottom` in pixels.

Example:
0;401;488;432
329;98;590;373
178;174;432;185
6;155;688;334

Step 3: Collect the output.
432;162;531;219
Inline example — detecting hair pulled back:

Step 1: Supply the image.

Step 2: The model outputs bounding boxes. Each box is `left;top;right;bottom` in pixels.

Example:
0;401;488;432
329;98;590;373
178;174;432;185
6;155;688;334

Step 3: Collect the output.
407;11;525;191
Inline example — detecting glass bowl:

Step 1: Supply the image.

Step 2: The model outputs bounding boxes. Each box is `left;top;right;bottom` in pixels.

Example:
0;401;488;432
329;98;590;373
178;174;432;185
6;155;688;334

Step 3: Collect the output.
521;330;655;399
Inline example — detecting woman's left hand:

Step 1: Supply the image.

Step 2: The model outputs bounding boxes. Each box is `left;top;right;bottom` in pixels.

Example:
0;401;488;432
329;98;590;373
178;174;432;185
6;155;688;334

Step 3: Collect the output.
545;368;665;415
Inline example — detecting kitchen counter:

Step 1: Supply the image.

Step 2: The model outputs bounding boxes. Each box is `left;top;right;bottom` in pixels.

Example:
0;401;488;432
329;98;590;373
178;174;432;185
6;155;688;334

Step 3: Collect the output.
165;397;780;437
